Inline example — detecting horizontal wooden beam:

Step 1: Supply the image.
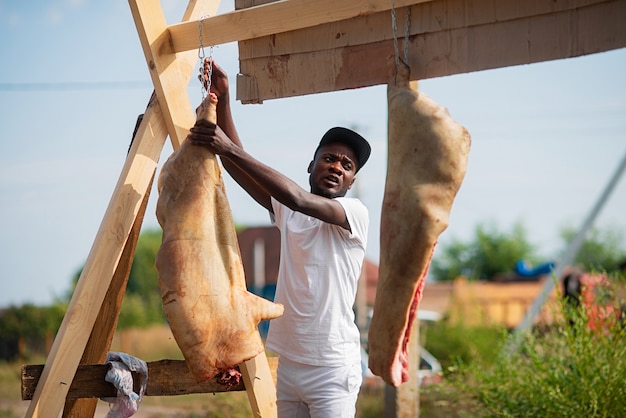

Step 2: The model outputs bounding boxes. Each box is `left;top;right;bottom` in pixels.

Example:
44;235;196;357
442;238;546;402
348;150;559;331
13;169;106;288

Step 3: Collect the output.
237;0;610;60
235;0;626;102
168;0;430;53
22;358;278;400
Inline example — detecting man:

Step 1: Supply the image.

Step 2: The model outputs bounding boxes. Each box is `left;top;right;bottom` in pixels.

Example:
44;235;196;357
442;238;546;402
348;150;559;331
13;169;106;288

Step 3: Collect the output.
188;61;371;418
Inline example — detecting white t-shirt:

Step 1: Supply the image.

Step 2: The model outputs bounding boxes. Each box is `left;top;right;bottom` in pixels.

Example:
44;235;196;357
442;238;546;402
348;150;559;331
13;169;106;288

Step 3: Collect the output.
266;196;369;367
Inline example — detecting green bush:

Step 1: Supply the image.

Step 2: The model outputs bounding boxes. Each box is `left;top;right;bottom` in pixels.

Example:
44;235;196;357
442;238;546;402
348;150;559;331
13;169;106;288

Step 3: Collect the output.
0;304;65;339
423;321;507;371
455;279;626;417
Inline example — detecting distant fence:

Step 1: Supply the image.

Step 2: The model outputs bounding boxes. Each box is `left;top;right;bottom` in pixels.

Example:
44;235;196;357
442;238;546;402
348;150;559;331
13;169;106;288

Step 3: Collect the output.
447;277;559;329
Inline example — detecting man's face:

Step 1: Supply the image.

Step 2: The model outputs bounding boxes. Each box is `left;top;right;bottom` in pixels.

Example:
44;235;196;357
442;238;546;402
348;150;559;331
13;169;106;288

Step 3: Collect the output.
308;143;358;198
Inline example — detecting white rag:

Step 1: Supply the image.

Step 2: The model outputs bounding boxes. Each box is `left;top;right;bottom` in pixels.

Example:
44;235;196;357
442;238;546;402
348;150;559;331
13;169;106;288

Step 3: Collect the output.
101;352;148;418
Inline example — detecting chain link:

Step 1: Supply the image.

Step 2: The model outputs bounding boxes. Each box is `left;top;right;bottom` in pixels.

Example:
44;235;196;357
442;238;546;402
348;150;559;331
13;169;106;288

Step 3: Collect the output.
404;8;411;64
390;0;411;66
391;0;399;67
197;15;213;100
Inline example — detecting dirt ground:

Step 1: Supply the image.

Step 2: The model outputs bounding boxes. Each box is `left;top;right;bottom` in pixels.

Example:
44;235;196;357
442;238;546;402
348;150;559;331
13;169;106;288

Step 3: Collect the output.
2;398;224;417
0;400;182;418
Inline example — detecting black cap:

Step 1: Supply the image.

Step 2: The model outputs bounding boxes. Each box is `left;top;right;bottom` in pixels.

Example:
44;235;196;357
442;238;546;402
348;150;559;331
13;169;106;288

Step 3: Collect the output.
315;127;371;172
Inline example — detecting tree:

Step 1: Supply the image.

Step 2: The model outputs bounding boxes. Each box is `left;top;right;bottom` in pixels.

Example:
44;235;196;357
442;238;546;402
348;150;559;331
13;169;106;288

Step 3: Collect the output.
68;228;165;328
0;303;66;360
0;304;65;339
120;228;165;327
430;221;539;281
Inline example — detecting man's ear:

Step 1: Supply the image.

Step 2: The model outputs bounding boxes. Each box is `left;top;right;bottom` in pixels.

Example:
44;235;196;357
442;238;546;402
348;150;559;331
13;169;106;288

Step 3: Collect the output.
348;176;356;189
307;161;314;173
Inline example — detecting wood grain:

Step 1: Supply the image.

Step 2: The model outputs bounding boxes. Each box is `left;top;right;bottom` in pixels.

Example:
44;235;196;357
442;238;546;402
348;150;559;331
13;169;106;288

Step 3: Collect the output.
22;358;278;400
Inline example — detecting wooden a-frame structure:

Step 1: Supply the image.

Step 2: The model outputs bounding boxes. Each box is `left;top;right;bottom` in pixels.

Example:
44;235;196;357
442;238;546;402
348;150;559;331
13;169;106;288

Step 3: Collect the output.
24;0;626;417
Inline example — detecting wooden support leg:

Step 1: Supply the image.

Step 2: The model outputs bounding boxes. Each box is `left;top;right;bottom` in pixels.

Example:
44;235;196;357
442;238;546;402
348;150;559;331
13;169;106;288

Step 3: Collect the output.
241;353;279;418
384;80;421;418
62;169;155;418
384;317;420;418
25;92;167;418
25;2;221;416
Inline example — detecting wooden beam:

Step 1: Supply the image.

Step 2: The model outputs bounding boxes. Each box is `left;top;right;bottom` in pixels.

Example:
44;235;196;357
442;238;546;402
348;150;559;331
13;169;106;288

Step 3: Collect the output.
235;0;626;102
62;165;154;417
236;0;610;60
22;358;279;400
241;353;280;417
24;2;220;416
383;318;420;418
130;0;196;149
24;94;168;418
383;82;421;418
168;0;430;53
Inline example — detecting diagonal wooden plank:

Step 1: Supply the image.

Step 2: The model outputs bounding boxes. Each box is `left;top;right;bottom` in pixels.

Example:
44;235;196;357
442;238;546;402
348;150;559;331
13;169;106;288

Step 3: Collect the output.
129;0;199;150
24;2;221;417
168;0;431;53
62;166;155;418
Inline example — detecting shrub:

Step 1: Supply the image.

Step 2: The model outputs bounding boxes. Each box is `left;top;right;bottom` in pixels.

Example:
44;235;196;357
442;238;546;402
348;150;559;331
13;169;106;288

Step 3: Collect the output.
423;321;507;371
456;274;626;417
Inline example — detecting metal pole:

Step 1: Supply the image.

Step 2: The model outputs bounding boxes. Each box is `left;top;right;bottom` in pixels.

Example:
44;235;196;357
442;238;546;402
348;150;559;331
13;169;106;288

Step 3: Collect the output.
504;147;626;355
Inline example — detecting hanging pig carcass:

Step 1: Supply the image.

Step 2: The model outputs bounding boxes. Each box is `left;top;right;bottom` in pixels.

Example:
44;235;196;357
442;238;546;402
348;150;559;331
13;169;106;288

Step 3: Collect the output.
368;58;471;387
155;93;284;383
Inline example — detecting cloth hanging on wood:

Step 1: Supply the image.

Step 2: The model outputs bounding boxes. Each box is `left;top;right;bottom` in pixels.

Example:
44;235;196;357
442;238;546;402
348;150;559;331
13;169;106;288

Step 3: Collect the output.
101;351;148;418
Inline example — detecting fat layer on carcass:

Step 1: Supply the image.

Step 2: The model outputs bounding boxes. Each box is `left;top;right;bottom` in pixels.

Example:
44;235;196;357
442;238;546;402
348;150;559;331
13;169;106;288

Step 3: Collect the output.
368;58;471;387
155;93;284;383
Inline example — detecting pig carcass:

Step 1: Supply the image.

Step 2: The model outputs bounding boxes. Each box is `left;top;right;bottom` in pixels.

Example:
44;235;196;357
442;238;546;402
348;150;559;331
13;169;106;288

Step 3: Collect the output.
155;93;284;383
368;58;471;387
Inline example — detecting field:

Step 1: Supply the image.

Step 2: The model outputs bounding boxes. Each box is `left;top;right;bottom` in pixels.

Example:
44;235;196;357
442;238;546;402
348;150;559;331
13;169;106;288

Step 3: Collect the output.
0;325;478;417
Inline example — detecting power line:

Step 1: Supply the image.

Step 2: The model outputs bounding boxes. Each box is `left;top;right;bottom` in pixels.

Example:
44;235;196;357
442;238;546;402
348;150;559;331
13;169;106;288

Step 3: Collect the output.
0;81;152;91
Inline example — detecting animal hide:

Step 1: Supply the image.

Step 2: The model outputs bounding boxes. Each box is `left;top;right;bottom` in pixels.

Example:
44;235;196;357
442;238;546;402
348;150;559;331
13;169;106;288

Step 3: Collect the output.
155;93;284;383
368;58;471;387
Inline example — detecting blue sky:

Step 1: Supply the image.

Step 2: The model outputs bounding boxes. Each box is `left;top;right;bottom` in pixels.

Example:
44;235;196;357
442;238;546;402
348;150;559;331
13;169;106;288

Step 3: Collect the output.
1;1;625;307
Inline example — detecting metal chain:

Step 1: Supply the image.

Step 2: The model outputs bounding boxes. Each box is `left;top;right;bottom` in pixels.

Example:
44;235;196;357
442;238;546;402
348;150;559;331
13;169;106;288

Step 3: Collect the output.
390;0;411;66
390;0;399;67
404;7;411;64
197;15;213;100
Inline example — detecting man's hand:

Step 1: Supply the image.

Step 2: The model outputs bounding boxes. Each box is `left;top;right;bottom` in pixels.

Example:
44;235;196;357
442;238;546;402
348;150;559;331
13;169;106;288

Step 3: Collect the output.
188;120;235;157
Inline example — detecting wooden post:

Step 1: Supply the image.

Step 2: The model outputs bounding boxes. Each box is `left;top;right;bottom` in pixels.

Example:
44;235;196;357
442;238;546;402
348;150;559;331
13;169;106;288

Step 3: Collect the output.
384;318;420;418
384;316;420;418
62;170;154;417
241;354;279;417
384;81;421;418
